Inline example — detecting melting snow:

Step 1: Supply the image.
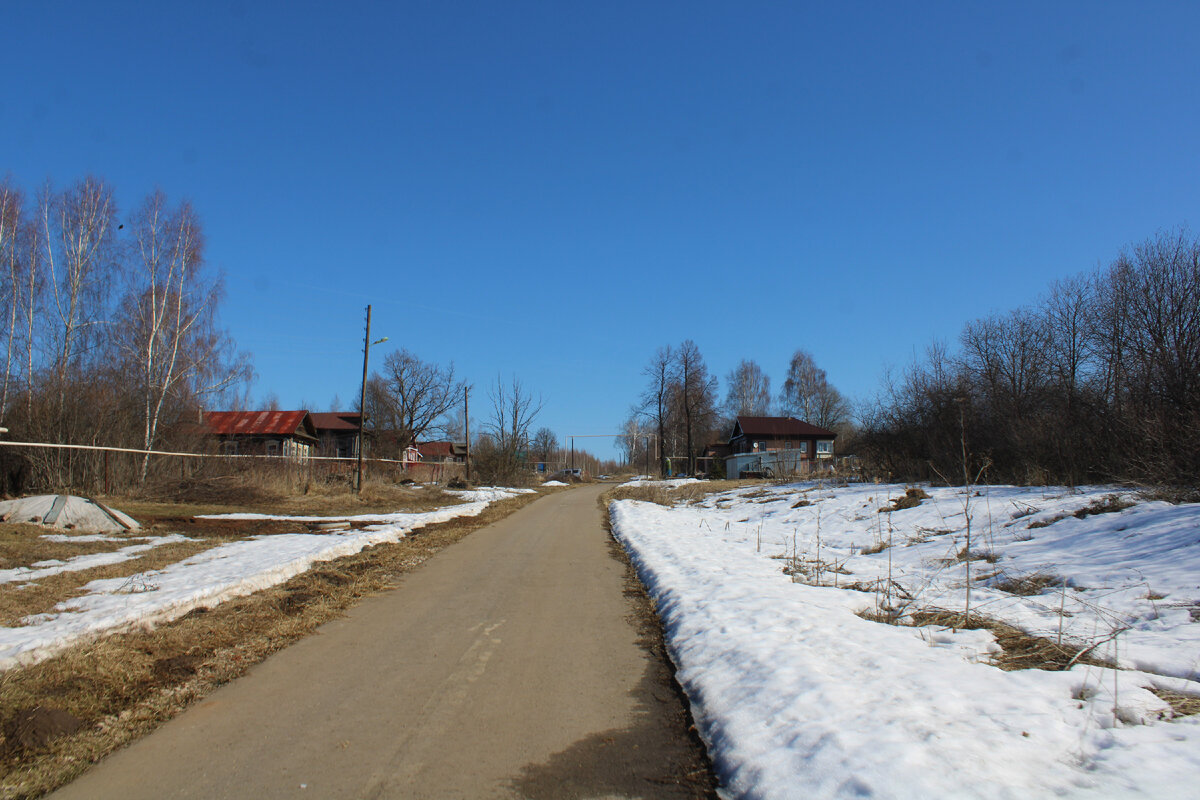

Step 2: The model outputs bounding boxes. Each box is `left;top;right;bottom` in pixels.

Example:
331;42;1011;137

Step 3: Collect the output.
610;481;1200;799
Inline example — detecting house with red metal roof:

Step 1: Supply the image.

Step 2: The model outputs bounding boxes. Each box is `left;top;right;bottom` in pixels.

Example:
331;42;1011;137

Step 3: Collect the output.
725;416;836;478
203;410;319;460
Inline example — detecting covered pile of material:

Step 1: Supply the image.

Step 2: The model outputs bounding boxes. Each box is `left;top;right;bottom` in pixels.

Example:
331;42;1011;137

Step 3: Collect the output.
0;495;139;534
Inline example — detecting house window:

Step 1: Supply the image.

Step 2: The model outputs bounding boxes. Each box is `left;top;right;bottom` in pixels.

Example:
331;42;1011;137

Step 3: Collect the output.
222;441;238;456
265;441;280;457
798;441;808;453
817;440;833;455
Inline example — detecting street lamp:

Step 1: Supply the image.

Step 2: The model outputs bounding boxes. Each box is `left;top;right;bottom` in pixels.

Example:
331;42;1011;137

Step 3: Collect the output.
356;304;388;494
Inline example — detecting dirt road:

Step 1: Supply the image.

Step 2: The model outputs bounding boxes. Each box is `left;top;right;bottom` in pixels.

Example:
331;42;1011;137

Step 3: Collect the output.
51;484;714;799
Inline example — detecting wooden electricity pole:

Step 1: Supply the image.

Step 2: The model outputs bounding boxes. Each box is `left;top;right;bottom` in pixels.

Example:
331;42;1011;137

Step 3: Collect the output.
464;385;471;483
356;305;372;494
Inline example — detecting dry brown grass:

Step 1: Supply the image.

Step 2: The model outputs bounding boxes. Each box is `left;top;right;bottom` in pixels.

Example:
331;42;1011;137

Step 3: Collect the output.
991;572;1065;596
1150;687;1200;717
908;610;1113;672
879;487;930;513
0;490;542;799
602;479;761;508
119;479;455;522
857;606;1119;672
1028;494;1136;531
0;526;130;572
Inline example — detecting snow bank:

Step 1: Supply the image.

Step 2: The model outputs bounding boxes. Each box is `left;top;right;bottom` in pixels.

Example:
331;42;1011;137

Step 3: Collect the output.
0;497;507;671
610;483;1200;799
620;477;701;488
444;487;536;503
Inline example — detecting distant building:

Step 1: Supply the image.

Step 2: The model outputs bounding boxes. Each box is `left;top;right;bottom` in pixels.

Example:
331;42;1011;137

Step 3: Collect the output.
725;416;836;478
417;441;467;463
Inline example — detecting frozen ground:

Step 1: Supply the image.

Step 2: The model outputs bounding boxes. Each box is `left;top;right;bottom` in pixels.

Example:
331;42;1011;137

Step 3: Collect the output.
0;487;532;672
610;481;1200;799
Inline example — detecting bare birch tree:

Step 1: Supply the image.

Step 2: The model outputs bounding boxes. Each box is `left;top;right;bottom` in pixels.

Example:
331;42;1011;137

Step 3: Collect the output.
724;358;772;418
780;349;849;429
0;180;24;423
116;190;250;482
42;177;115;393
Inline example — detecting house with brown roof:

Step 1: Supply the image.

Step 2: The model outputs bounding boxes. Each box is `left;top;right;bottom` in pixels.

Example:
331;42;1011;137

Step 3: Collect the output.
726;416;836;478
417;441;467;464
310;412;362;460
203;410;319;460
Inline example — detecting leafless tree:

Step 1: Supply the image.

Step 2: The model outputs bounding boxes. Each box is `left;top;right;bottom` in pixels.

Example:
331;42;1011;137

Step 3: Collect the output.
618;414;653;471
780;349;849;429
370;349;464;452
116;190;251;482
531;427;558;465
724;359;772;418
0;180;25;423
677;339;718;475
41;177;116;396
486;375;541;452
640;345;675;476
860;228;1200;488
472;375;542;484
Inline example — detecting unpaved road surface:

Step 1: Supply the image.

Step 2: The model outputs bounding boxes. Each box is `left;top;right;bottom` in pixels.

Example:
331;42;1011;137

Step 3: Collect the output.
51;484;715;799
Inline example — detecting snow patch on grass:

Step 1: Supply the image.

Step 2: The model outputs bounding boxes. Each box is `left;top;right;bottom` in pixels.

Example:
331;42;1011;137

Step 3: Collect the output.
610;482;1200;798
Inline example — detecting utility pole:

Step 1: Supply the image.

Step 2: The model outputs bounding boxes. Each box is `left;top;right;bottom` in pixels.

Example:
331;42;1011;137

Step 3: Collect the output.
356;305;372;494
355;306;389;494
464;385;471;483
570;436;575;469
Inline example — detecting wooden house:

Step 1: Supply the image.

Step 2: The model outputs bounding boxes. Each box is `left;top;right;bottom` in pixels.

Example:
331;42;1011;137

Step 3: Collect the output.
310;412;362;460
203;410;319;460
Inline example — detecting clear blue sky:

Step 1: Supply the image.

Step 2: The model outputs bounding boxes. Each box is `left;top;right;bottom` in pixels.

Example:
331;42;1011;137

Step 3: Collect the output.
4;2;1198;460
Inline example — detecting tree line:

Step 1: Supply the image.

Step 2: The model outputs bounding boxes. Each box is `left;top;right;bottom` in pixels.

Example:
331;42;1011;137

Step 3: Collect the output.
625;340;850;476
857;228;1200;490
362;352;619;483
0;175;249;488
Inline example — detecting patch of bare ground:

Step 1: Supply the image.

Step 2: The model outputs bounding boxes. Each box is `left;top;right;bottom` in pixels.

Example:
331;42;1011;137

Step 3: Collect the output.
0;490;542;800
597;497;718;798
0;526;134;572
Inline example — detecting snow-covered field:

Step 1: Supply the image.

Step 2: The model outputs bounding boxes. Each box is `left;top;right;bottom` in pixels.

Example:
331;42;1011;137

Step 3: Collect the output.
0;487;533;672
610;481;1200;799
